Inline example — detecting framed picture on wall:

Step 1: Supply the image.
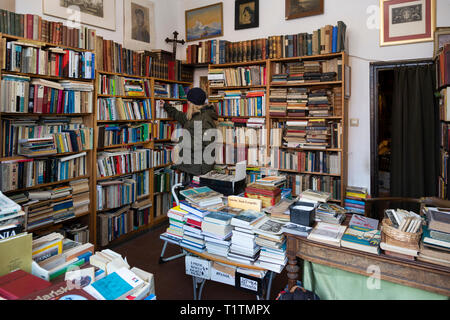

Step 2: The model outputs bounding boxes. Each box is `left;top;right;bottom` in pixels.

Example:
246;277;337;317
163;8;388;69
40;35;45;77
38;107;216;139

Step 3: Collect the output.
185;2;223;42
285;0;324;20
434;27;450;57
123;0;156;51
43;0;116;31
235;0;259;30
380;0;436;46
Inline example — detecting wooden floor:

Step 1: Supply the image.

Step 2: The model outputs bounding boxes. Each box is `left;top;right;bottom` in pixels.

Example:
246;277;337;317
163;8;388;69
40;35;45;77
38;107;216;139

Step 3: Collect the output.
110;222;289;300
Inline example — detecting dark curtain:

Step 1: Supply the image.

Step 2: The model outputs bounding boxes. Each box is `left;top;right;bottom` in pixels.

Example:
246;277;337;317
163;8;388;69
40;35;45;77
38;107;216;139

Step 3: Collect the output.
390;64;439;198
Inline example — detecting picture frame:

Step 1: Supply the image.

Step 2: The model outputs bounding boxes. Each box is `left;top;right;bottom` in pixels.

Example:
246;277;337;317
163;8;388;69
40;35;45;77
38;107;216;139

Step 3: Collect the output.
380;0;436;46
123;0;156;51
185;2;223;42
235;0;259;30
285;0;324;20
42;0;116;31
434;27;450;57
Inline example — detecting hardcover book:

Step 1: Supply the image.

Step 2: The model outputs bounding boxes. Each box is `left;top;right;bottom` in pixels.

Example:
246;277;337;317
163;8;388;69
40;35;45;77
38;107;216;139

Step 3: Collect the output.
340;225;381;254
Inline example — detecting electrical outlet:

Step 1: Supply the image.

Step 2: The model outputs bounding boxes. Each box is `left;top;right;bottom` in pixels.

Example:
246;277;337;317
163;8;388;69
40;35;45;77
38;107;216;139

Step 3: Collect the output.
350;119;359;127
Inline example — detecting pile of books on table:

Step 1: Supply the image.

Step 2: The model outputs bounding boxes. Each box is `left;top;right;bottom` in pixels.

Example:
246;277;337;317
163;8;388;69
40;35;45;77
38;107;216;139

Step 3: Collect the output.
344;186;368;215
253;217;287;273
244;183;282;208
418;207;450;267
227;210;266;265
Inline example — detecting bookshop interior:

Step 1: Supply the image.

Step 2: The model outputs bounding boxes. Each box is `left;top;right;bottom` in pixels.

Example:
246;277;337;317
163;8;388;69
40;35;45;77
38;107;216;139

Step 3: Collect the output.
1;0;450;302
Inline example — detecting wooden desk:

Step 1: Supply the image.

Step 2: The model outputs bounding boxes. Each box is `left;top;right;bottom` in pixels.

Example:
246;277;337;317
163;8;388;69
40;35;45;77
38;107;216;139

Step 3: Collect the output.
286;234;450;297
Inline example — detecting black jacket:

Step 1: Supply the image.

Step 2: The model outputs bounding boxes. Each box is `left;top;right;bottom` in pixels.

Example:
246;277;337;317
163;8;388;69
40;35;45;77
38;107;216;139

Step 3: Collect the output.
163;102;218;176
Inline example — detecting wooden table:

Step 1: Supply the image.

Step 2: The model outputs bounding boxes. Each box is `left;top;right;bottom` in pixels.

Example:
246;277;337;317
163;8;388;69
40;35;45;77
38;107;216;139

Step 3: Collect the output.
286;234;450;297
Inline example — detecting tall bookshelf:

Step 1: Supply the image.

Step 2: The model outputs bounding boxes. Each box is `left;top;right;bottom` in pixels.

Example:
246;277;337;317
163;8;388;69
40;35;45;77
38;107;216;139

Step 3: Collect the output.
93;70;192;248
0;33;96;240
207;52;349;205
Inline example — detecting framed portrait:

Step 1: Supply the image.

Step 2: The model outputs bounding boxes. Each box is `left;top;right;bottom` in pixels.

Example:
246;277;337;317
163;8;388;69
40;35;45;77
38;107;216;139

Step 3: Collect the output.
185;3;223;42
285;0;324;20
235;0;259;30
123;0;156;51
434;27;450;57
380;0;436;46
42;0;116;31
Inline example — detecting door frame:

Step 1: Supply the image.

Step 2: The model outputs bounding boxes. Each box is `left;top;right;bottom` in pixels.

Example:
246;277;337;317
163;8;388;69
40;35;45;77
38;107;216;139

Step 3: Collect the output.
369;59;434;198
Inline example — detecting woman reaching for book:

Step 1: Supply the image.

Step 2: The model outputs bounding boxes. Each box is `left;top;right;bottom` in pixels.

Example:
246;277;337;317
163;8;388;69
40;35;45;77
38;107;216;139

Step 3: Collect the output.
157;87;218;178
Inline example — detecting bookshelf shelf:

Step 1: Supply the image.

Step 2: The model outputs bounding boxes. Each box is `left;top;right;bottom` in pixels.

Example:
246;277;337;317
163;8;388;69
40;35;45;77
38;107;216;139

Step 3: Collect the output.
97;94;152;99
269;52;344;62
278;146;343;152
210;85;267;90
208;60;267;68
27;211;91;233
2;70;94;82
0;112;92;117
2;175;90;194
0;150;90;161
1;33;93;53
97;141;151;150
96;168;151;182
271;116;342;120
269;81;343;87
275;168;341;177
97;119;151;123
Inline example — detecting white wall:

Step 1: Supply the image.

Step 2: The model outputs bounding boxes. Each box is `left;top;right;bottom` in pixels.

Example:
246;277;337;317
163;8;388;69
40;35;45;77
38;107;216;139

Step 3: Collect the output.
14;0;177;53
176;0;450;193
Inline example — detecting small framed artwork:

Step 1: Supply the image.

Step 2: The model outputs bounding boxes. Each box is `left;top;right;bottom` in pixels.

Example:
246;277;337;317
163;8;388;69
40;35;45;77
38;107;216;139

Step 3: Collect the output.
43;0;116;31
186;2;223;42
434;27;450;56
285;0;324;20
380;0;436;46
123;0;156;51
235;0;259;30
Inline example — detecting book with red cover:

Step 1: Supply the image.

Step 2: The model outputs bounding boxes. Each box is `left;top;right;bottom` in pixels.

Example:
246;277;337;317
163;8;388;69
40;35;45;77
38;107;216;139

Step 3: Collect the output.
0;270;51;300
24;281;96;300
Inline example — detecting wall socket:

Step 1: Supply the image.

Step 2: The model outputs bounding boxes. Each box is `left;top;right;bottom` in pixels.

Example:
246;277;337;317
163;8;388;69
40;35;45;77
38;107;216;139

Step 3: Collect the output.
350;119;359;127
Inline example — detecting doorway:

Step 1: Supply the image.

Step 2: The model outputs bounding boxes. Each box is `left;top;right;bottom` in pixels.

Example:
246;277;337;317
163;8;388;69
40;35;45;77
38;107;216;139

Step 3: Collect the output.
369;59;435;198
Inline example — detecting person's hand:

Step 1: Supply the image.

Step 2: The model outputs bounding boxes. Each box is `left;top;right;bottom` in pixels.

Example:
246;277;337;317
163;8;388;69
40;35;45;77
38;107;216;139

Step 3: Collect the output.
157;100;165;107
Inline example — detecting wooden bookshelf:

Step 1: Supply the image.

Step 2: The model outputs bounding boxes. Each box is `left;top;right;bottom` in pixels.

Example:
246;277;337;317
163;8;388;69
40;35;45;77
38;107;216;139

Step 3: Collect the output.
206;51;349;205
0;34;96;240
93;70;192;249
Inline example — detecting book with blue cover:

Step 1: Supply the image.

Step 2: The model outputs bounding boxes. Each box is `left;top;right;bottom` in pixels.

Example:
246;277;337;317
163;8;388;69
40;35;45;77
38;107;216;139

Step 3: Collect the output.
340;225;381;254
204;211;234;226
231;210;266;228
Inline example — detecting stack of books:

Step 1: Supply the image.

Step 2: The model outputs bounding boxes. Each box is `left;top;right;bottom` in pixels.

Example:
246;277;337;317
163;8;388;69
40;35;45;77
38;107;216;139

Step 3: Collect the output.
286;62;306;84
283;120;308;148
315;203;346;224
340;215;381;254
179;187;224;209
344;186;368;215
265;198;294;222
163;205;188;244
307;89;332;117
299;189;332;204
303;61;322;82
0;192;26;239
245;183;282;208
208;69;225;87
69;179;90;217
287;88;308;117
255;176;286;188
228;210;266;265
271;73;288;85
418;207;450;267
305;119;331;149
123;78;145;97
253;218;287;273
269;88;288;117
202;211;235;257
307;221;347;247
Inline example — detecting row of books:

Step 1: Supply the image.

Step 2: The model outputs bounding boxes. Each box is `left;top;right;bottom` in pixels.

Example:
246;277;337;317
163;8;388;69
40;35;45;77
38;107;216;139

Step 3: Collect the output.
208;66;267;87
96;98;152;121
155;100;186;119
284;173;341;200
97;75;151;97
152;121;179;141
271;59;342;84
97;123;152;149
16;179;89;231
436;44;449;89
154;168;174;194
211;90;266;117
95;37;193;82
217;118;266;146
154;82;189;99
96;149;152;178
154;192;173;219
439;87;450;200
1;40;95;79
271;149;341;175
0;76;94;113
2;117;91;157
152;145;173;168
96;178;137;211
0;9;97;50
0;152;87;192
97;198;152;246
215;144;268;167
185;21;347;64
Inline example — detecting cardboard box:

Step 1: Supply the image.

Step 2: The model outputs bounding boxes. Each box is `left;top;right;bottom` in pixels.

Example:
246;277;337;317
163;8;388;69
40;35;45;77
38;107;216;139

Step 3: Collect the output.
210;262;235;286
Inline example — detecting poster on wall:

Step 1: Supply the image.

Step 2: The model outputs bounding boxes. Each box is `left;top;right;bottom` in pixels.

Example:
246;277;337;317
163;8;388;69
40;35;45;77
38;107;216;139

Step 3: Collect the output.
185;2;223;42
43;0;116;31
380;0;435;46
123;0;156;51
